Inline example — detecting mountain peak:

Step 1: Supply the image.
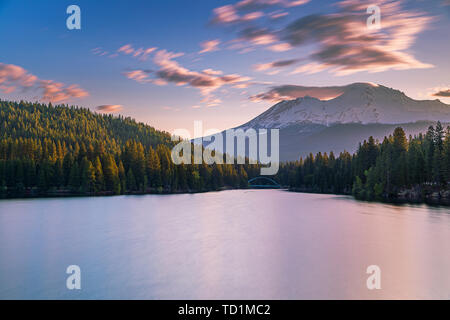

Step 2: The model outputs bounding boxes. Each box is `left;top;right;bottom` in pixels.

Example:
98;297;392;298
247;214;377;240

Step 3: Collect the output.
241;83;450;129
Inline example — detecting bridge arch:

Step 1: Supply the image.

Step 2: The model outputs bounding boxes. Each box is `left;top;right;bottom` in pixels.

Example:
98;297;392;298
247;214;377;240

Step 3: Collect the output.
248;176;281;189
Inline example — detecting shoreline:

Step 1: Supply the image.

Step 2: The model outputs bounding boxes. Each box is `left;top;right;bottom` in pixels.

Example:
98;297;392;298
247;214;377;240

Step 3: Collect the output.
287;187;450;207
1;186;449;207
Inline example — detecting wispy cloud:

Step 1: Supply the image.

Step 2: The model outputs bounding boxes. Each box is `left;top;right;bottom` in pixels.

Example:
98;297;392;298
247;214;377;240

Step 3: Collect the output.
268;42;292;52
0;62;88;103
96;105;123;113
211;0;309;24
251;84;361;102
0;63;37;89
254;59;299;71
269;10;289;19
123;70;153;83
123;49;252;107
240;26;278;45
279;0;433;75
417;85;450;102
212;0;434;76
202;68;224;76
199;39;221;53
92;47;110;57
431;87;450;97
211;0;309;53
117;44;157;61
212;5;241;24
242;11;265;21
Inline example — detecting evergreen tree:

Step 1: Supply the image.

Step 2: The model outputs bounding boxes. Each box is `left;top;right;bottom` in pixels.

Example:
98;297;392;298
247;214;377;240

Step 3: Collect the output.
126;168;137;192
80;157;95;192
68;161;80;191
93;157;104;192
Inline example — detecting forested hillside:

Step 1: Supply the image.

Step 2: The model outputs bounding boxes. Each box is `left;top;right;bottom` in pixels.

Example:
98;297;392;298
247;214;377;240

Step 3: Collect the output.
277;124;450;204
0;100;173;150
0;100;258;197
0;100;449;204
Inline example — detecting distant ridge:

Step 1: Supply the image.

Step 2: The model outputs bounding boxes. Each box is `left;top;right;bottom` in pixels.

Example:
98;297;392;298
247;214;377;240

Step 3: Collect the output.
205;83;450;161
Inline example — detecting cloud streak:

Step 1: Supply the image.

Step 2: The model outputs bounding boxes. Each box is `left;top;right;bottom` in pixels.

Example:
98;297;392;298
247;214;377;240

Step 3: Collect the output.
279;0;433;75
0;63;88;103
123;49;252;107
211;0;309;53
212;0;434;75
96;105;123;113
211;0;309;24
254;59;299;71
117;44;158;61
250;83;375;102
199;39;221;54
432;88;450;97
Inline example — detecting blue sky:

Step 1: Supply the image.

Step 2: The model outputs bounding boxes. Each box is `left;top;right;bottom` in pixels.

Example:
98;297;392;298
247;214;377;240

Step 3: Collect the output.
0;0;449;133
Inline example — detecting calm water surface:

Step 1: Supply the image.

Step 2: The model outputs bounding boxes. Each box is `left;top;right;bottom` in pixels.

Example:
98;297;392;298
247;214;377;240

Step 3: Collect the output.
0;190;449;299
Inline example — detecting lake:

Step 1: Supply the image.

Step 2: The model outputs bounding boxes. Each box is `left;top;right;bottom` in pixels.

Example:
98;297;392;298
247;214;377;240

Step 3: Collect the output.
0;190;449;299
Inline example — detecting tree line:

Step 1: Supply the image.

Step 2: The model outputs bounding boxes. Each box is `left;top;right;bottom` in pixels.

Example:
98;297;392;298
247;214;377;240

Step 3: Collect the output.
1;100;449;203
277;124;450;202
0;100;260;197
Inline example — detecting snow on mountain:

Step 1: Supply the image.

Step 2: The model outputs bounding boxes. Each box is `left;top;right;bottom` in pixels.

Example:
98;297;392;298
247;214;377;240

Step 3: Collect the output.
202;83;450;161
239;83;450;129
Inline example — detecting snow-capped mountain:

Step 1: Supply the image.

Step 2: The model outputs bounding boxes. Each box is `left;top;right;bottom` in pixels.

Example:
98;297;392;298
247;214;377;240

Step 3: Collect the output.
203;83;450;161
240;83;450;129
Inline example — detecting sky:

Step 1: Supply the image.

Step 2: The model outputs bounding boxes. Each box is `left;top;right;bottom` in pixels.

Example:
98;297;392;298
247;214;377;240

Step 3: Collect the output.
0;0;449;134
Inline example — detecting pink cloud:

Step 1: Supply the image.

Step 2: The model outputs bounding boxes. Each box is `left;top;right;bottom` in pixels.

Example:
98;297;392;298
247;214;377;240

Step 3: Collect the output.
433;88;450;97
284;0;309;7
118;44;134;55
117;44;158;61
123;49;252;107
424;86;450;102
0;85;16;94
212;0;308;24
0;63;88;103
268;43;292;52
203;68;223;75
290;62;328;74
40;81;88;103
123;70;152;83
269;11;289;19
254;59;299;71
96;105;123;113
212;5;240;24
0;63;37;88
199;40;221;54
251;84;354;102
279;0;433;75
240;27;278;45
214;0;433;76
241;11;265;21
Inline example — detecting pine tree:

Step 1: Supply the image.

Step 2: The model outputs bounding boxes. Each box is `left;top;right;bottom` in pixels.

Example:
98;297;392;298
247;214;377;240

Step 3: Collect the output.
93;157;104;192
80;157;95;192
68;161;80;191
126;168;137;192
118;160;126;194
425;126;435;182
103;155;120;194
444;126;450;182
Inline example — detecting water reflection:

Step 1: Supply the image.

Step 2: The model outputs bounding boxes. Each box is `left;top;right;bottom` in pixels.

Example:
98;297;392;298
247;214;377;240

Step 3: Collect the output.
0;191;448;299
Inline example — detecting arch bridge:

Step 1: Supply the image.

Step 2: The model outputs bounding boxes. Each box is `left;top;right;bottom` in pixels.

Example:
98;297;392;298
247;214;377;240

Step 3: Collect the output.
247;176;281;189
